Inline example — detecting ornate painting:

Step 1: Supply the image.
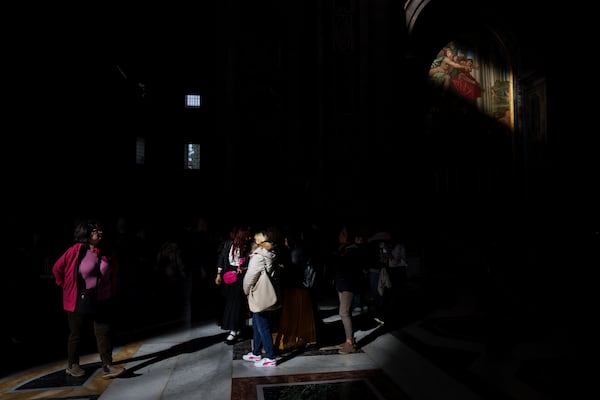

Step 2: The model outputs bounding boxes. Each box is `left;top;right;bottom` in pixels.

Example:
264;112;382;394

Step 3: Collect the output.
428;40;513;130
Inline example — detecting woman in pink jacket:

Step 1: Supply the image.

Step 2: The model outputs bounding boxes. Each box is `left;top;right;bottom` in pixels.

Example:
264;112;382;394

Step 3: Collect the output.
52;219;125;379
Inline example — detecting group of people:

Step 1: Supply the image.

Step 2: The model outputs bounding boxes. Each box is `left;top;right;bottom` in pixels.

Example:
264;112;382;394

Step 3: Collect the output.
328;224;410;354
214;225;319;367
51;217;408;375
214;221;410;365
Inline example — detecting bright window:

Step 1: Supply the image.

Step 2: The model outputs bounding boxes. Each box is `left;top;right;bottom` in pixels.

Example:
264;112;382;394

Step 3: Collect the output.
185;94;202;108
184;143;200;169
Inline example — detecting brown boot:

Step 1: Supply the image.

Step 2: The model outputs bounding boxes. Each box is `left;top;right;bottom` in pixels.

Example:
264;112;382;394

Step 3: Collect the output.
338;341;356;354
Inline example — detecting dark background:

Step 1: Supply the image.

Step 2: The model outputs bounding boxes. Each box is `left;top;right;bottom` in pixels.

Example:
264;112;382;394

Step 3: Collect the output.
1;0;596;377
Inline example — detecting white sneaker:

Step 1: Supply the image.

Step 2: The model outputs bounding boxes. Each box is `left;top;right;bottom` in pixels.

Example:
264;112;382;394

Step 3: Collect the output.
254;357;277;367
242;352;262;362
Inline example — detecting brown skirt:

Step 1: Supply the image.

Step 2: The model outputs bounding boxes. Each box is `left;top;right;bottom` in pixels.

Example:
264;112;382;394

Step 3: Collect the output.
274;287;317;351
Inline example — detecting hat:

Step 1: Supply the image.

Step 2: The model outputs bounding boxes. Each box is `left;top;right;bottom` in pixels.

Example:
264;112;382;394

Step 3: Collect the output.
368;231;391;243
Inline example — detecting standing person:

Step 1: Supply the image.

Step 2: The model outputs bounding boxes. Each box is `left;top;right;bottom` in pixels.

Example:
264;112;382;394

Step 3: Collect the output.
215;225;251;344
350;230;370;314
242;230;279;367
52;219;125;379
155;238;188;322
274;230;318;352
330;225;364;355
183;216;221;323
382;233;409;327
367;229;392;325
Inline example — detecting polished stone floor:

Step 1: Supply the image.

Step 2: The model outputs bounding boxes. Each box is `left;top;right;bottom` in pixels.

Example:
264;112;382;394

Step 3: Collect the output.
0;283;580;400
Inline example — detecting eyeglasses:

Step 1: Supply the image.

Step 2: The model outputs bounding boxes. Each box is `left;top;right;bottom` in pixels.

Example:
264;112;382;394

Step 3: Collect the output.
91;229;103;234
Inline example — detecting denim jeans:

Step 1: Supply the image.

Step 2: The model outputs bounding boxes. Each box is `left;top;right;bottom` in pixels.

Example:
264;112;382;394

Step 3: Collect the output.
251;311;275;359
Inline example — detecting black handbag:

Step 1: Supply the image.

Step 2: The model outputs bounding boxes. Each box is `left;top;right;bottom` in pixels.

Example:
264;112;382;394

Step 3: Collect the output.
75;287;98;315
74;247;101;315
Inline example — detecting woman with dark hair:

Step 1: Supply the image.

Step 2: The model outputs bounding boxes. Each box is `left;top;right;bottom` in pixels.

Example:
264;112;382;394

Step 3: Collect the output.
52;219;125;379
215;225;252;344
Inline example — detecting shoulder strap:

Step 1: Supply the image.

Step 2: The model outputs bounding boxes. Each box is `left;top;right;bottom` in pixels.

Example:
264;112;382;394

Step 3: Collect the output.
74;245;87;281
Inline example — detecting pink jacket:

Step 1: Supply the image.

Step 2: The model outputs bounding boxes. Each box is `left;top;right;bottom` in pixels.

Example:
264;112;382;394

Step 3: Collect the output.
52;243;116;312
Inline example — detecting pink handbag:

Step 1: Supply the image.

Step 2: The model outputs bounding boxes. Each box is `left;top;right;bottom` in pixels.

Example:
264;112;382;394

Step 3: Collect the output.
223;270;238;284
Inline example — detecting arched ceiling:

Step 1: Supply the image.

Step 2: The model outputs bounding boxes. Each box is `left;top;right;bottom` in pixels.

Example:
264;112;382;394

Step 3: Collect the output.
404;0;431;35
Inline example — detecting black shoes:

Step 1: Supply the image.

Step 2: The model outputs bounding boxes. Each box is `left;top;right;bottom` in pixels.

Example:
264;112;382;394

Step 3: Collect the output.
225;330;241;344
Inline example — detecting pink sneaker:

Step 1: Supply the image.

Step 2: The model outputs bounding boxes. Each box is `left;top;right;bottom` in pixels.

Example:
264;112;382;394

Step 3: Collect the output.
254;358;277;367
242;352;262;362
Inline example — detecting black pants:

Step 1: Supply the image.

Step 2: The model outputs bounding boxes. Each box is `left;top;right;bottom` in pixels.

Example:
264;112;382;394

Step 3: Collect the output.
382;267;407;325
67;300;114;367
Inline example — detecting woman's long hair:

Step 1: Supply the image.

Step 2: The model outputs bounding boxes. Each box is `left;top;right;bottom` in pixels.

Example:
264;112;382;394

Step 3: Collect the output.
231;226;251;257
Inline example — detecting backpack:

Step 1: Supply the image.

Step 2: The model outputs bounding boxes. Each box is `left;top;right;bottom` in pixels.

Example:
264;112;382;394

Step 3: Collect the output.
302;259;316;289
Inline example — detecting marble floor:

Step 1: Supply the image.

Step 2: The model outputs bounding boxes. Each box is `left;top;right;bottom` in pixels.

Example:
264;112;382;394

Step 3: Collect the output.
0;287;580;400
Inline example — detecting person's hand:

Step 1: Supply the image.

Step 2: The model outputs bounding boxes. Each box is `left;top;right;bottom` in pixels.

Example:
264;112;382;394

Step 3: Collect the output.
215;274;222;286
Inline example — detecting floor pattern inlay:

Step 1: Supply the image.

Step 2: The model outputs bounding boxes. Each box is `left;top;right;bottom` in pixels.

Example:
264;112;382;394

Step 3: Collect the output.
232;370;409;400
